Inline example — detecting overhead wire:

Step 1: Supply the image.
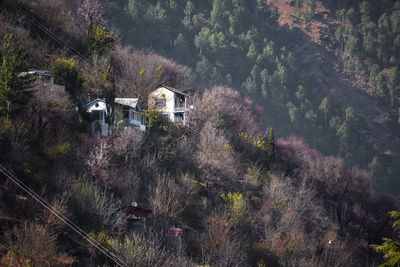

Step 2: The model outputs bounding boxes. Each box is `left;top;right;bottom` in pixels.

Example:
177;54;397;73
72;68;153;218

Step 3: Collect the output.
0;165;128;267
4;0;91;64
0;6;126;262
1;0;206;261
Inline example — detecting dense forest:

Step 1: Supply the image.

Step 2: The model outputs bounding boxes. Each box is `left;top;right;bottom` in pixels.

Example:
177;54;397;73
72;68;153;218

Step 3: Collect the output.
0;0;399;266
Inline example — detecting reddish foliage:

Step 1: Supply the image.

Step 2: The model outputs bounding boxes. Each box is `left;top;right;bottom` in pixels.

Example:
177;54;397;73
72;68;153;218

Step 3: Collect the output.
273;134;396;255
188;86;263;138
196;121;240;183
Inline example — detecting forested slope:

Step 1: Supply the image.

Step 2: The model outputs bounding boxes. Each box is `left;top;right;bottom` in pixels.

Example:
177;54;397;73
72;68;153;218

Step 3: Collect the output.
103;0;400;200
0;0;399;266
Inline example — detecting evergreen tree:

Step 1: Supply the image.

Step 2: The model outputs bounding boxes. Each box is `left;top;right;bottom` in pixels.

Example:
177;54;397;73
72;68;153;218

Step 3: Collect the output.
371;211;400;266
377;13;392;65
52;58;84;99
267;128;275;159
243;75;256;94
260;68;269;99
0;34;32;120
387;67;399;106
360;1;371;37
319;97;331;128
287;102;298;123
182;0;195;28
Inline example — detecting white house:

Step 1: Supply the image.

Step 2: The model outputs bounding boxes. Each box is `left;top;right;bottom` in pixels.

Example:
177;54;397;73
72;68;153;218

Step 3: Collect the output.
82;98;109;136
148;85;187;125
114;98;146;132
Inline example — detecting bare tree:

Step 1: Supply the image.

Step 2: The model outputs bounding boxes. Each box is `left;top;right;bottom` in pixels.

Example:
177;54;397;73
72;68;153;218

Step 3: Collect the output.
2;222;59;266
77;0;106;36
111;45;192;103
196;121;240;184
70;178;125;233
199;212;247;266
148;173;187;229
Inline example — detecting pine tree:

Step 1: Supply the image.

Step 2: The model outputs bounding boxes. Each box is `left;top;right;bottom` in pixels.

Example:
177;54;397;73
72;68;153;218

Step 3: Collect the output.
0;34;32;120
52;58;84;99
387;67;399;107
319;97;331;128
267;128;275;160
371;211;400;266
182;0;194;28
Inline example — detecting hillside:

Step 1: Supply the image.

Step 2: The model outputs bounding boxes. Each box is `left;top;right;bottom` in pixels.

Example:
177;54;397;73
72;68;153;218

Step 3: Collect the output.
0;0;399;266
102;0;400;200
265;0;400;196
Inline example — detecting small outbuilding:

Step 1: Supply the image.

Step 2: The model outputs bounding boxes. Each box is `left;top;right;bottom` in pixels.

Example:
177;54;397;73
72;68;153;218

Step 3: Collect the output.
82;98;109;136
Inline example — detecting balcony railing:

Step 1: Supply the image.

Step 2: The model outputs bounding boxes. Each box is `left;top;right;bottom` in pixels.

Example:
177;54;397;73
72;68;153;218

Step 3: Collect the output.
130;110;147;126
174;106;185;112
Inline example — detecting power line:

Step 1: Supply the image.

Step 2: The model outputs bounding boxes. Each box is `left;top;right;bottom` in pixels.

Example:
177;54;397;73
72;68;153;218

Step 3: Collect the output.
5;0;91;64
0;165;127;267
0;165;128;267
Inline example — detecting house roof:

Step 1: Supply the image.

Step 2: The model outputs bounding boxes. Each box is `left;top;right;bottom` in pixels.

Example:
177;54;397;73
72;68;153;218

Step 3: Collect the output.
114;98;140;109
82;98;106;108
18;69;54;78
157;85;188;96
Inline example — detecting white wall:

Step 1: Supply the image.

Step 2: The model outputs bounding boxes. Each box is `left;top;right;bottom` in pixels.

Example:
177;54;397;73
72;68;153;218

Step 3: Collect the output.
86;101;107;114
149;87;175;121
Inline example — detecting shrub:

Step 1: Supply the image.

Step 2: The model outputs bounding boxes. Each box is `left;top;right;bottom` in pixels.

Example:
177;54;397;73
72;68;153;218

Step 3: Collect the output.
109;232;171;266
239;132;268;152
69;178;124;233
221;192;248;226
2;222;58;266
142;109;162;130
245;162;270;184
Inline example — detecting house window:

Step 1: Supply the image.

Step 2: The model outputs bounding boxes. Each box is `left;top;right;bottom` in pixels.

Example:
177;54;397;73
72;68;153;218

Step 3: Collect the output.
155;98;166;107
174;113;183;123
122;107;130;119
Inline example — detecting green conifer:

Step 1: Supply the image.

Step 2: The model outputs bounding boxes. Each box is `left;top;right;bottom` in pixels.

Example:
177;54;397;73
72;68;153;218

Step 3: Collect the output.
371;211;400;266
0;34;32;120
268;128;275;160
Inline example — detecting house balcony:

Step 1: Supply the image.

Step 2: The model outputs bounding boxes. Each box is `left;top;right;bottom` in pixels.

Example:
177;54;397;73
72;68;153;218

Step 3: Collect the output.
120;110;147;132
174;106;185;112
